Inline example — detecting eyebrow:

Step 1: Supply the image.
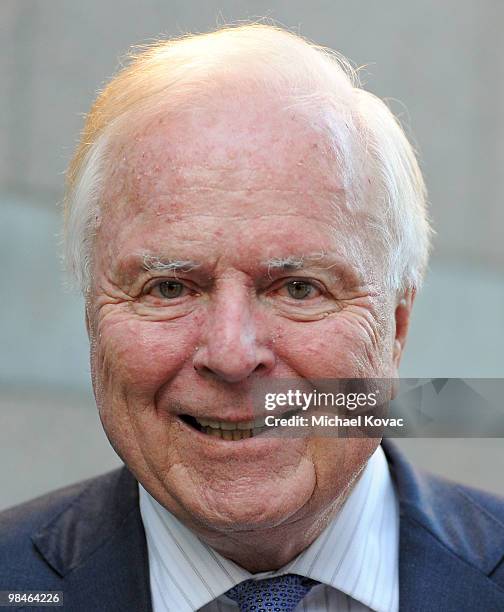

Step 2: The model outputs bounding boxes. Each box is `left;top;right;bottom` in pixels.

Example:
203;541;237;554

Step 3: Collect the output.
264;256;306;271
263;252;341;274
262;252;364;285
142;254;201;273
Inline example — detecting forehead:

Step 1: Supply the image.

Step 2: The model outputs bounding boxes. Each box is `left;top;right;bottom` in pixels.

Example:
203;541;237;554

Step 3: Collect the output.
101;92;345;217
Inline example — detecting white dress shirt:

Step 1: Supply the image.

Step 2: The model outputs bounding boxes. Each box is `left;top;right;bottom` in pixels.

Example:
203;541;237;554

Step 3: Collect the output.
139;444;399;612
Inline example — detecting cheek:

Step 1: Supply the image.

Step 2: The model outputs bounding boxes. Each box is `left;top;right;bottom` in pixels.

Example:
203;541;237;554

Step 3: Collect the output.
92;311;202;397
274;314;391;377
309;437;380;504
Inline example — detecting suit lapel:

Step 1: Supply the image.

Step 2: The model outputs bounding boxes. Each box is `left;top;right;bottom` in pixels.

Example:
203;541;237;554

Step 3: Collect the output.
398;513;504;611
32;467;152;612
383;440;504;611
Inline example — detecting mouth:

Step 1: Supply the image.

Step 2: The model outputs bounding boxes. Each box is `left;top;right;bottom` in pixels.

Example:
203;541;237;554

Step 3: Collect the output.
179;414;266;441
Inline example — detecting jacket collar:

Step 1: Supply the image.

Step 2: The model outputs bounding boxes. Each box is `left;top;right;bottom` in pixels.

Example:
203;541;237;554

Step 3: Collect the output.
31;466;152;611
382;440;504;610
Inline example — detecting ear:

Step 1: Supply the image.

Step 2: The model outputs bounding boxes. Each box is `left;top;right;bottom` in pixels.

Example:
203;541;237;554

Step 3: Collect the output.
392;288;416;373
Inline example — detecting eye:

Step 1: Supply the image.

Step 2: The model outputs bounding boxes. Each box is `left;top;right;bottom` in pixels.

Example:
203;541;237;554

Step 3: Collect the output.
154;280;186;299
285;280;321;300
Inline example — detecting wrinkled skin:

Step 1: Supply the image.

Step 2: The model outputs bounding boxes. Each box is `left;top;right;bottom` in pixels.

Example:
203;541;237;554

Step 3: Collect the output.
87;92;414;571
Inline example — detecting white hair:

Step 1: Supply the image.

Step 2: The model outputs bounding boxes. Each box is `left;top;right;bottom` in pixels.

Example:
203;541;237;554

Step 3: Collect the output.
64;23;432;295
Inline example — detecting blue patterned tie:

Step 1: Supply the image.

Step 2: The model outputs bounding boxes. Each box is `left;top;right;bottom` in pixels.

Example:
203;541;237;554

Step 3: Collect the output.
225;574;318;612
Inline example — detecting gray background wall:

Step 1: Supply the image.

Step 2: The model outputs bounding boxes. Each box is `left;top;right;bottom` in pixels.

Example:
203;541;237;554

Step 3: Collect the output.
1;0;503;510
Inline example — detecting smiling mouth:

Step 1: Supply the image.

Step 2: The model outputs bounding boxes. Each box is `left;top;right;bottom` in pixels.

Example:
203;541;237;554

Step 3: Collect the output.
180;415;266;440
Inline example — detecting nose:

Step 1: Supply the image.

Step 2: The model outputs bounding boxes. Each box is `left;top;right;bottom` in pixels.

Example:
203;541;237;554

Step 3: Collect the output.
193;282;275;383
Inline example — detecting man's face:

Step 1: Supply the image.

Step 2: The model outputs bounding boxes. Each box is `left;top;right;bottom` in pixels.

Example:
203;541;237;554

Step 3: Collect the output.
88;92;402;537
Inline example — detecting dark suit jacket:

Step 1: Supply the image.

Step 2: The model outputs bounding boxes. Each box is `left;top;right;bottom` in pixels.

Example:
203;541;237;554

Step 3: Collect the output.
1;441;504;611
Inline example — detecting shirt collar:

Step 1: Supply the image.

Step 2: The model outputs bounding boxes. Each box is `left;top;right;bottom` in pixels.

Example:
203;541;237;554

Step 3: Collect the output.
139;444;398;612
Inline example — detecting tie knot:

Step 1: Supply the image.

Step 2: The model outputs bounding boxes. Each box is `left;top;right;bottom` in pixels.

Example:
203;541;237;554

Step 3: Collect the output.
225;573;318;612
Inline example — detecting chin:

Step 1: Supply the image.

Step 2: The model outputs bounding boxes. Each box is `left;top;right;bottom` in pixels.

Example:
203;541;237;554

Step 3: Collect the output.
165;472;317;534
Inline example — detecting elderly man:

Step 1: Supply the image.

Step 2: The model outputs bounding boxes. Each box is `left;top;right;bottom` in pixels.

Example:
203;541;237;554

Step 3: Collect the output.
1;24;504;612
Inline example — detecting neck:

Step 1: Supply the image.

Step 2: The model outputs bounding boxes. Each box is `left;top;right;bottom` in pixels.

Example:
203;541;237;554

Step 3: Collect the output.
198;502;340;573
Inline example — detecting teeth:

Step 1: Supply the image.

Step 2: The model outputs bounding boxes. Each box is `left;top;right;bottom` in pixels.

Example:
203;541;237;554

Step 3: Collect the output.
203;426;258;440
196;418;260;431
220;421;236;431
238;420;254;430
193;416;267;440
254;417;265;428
